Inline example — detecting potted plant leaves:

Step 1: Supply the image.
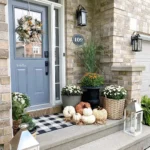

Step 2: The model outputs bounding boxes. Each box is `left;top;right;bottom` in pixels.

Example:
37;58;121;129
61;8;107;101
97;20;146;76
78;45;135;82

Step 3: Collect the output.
61;85;83;108
81;73;104;109
141;95;150;126
12;92;30;135
22;113;37;138
102;85;127;119
76;41;104;109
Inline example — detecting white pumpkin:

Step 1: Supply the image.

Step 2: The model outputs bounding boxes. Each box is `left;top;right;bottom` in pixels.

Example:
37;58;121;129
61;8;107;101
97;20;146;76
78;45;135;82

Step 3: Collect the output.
72;113;81;124
63;106;76;119
93;107;107;124
82;115;96;124
83;108;93;116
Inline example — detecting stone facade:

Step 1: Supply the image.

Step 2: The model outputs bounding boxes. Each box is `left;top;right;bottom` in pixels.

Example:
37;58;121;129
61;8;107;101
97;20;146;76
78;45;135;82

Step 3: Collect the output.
65;0;147;104
0;0;12;149
65;0;93;84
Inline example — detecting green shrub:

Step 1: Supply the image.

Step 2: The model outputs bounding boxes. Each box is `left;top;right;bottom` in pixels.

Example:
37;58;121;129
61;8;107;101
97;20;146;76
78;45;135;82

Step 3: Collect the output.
12;92;30;120
141;95;150;126
80;73;104;87
22;114;36;131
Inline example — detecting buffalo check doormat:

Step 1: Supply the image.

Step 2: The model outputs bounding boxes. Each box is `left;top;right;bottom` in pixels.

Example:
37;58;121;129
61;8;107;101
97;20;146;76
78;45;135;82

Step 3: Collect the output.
33;113;74;135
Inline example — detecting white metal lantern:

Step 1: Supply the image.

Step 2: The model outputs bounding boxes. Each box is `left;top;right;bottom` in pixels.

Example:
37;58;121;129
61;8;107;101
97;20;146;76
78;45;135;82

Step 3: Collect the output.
124;100;143;136
76;5;87;26
10;124;40;150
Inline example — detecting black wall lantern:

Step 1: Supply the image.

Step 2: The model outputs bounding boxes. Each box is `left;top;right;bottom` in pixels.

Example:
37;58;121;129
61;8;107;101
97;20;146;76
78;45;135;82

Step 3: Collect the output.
76;5;87;26
131;32;142;52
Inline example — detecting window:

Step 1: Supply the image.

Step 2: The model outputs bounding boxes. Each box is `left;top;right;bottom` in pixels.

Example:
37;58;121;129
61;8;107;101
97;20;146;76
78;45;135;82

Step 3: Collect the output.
55;9;60;100
15;8;43;58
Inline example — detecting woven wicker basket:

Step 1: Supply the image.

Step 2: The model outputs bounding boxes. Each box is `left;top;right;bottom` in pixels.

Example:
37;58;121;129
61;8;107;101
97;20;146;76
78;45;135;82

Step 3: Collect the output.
104;97;125;120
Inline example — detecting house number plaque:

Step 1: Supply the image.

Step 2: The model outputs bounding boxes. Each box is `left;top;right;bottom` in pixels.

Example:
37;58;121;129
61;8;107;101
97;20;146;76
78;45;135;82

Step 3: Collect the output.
72;34;85;46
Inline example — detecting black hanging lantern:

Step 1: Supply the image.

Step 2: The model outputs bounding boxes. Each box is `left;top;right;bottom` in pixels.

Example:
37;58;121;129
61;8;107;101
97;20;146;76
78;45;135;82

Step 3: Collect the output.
131;32;142;52
76;5;87;26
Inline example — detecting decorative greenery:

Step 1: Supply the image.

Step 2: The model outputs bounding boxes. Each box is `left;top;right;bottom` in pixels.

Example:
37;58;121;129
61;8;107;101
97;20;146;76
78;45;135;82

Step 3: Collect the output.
22;114;36;132
102;85;127;100
61;85;83;96
76;41;103;73
80;73;104;87
141;95;150;126
15;15;43;43
12;92;30;120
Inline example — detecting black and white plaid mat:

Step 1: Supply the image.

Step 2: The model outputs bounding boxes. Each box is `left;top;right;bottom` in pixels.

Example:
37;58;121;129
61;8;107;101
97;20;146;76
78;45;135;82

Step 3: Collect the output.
33;113;74;135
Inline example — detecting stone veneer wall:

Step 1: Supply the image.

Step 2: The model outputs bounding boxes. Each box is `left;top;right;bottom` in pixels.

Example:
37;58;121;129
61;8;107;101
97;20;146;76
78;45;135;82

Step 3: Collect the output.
91;0;146;104
65;0;144;104
0;0;12;149
111;0;150;103
65;0;94;84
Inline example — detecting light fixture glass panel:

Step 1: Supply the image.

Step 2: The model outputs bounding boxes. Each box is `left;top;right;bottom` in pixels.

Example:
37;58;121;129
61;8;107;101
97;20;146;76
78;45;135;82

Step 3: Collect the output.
81;11;86;25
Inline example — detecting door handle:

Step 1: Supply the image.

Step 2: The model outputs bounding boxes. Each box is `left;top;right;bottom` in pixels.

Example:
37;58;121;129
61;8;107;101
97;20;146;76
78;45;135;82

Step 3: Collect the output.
45;61;49;75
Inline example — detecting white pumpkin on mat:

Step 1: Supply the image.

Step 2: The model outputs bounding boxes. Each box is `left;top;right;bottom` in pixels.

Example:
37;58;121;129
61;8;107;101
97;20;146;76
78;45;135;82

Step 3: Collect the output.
82;115;96;124
83;108;93;116
93;107;107;124
63;106;76;119
72;113;81;124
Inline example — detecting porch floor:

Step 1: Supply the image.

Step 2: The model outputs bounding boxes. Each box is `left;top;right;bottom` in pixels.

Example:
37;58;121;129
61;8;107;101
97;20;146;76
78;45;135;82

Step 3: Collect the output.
36;118;123;150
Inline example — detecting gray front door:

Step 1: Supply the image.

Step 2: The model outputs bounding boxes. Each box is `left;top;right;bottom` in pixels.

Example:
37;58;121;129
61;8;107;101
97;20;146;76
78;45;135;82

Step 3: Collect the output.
9;0;49;106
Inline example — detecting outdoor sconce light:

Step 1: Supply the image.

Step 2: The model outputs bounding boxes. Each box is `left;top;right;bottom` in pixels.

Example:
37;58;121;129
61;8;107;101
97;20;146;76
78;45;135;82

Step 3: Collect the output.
10;124;40;150
131;32;142;52
124;100;143;136
76;5;87;26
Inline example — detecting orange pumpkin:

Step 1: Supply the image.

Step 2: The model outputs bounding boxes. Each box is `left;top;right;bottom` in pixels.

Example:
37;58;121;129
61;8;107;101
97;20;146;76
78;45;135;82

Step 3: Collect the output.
75;102;91;115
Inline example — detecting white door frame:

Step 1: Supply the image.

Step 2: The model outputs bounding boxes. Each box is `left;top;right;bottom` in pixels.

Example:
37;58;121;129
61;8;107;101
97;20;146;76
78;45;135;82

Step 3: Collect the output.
20;0;66;110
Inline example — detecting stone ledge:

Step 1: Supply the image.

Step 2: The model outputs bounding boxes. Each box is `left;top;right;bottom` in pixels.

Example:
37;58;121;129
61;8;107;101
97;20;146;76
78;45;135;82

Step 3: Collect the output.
111;65;145;72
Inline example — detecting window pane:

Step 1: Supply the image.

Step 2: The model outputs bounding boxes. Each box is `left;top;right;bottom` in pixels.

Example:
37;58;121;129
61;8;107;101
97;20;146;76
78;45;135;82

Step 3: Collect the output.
55;47;59;65
55;84;60;100
55;66;60;83
15;8;43;58
55;9;59;27
55;28;59;46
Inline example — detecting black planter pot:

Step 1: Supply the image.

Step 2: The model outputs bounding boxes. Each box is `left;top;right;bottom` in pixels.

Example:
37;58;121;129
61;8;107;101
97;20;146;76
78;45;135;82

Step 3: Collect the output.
82;86;103;109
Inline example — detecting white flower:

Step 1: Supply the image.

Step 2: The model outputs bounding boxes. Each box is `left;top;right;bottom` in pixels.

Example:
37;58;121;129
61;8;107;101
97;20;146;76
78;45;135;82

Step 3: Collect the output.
21;99;25;104
13;97;17;101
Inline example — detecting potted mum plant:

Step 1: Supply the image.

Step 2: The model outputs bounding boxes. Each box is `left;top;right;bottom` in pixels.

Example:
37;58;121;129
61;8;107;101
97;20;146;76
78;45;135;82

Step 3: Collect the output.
12;92;30;135
80;73;104;109
61;85;83;108
102;85;127;120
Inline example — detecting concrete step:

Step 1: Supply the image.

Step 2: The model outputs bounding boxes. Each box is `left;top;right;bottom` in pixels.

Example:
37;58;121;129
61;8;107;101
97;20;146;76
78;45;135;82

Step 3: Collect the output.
37;119;123;150
72;125;150;150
